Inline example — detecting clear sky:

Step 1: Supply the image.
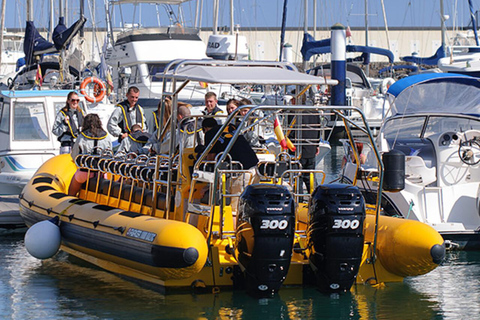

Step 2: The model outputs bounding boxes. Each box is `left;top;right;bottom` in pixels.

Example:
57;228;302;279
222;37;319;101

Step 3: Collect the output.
3;0;480;31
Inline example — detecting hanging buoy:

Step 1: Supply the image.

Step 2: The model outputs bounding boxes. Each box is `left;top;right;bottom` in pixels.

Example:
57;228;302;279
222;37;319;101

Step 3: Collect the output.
380;77;395;95
24;218;61;259
80;76;106;103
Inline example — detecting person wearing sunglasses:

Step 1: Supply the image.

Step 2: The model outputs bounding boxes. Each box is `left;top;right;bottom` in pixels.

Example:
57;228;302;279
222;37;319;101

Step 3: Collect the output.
52;91;85;154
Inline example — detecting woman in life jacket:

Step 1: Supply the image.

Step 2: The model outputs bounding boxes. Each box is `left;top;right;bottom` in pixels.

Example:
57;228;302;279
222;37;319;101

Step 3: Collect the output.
52;91;85;154
68;113;112;196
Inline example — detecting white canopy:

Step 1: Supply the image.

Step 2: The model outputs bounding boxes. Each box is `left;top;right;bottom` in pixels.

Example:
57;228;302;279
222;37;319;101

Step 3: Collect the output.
165;63;338;86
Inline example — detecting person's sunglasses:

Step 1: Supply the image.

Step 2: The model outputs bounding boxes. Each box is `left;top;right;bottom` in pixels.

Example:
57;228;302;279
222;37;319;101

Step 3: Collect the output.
70;99;80;102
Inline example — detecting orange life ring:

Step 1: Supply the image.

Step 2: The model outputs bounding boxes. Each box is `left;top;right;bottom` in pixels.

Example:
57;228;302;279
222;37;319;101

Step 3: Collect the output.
80;77;106;103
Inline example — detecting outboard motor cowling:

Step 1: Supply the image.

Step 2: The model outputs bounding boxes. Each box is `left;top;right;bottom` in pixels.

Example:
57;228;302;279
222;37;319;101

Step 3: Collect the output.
307;184;365;293
235;184;295;297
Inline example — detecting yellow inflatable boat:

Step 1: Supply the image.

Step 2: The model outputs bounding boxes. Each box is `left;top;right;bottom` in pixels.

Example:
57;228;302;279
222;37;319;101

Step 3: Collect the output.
18;61;446;296
19;152;444;295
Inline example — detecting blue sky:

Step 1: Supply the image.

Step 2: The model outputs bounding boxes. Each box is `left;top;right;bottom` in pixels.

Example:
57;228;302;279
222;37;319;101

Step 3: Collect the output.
3;0;480;30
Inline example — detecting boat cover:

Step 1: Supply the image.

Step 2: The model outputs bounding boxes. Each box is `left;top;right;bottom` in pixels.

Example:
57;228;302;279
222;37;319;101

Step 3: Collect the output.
23;17;86;66
401;46;446;66
386;73;480;116
166;62;339;86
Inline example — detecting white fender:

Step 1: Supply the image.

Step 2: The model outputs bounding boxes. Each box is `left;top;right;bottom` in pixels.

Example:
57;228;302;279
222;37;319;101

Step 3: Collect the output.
25;219;61;259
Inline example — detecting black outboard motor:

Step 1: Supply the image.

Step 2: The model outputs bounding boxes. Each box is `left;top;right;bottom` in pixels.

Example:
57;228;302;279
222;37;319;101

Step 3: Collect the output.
307;184;365;293
235;184;295;297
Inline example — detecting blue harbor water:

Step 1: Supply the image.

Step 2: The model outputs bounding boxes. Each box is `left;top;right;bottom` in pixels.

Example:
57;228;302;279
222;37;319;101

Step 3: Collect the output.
1;145;480;319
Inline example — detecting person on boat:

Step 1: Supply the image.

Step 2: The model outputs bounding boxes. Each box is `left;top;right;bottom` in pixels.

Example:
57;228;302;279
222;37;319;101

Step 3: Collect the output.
226;98;242;115
202;117;259;174
341;142;367;168
107;86;147;143
69;113;112;196
201;117;259;212
149;96;172;135
116;124;151;156
203;92;224;117
178;104;203;150
52;91;85;154
231;98;263;149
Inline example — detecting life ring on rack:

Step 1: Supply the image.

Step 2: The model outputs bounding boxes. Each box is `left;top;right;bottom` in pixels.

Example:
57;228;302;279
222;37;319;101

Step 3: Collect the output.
380;77;395;95
80;77;106;103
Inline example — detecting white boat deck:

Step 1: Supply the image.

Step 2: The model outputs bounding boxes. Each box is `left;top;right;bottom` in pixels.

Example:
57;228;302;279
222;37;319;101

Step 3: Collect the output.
0;195;25;232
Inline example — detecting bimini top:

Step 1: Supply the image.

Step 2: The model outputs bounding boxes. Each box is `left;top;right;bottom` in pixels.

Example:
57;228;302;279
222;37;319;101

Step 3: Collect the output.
386;73;480;116
163;59;339;86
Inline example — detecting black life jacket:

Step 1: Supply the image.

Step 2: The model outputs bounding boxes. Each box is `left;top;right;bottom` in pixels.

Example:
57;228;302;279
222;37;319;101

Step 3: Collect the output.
59;107;84;140
116;100;144;134
128;130;151;145
152;110;161;132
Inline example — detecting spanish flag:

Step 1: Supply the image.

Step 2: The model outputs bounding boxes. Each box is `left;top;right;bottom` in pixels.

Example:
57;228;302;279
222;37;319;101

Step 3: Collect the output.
34;64;43;87
199;81;208;89
274;116;296;152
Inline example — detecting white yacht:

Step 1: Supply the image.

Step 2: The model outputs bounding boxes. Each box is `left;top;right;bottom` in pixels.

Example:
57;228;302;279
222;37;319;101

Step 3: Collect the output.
341;73;480;250
104;0;246;111
0;32;24;79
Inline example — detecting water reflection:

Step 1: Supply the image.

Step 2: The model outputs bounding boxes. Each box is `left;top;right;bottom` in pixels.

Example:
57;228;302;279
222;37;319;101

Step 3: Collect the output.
2;159;480;319
0;233;454;320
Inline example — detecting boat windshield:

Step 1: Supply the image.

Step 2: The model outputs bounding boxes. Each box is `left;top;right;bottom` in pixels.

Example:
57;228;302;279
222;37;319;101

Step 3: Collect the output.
0;102;10;133
148;64;166;82
424;116;480;137
383;115;480;140
382;116;426;139
13;102;49;141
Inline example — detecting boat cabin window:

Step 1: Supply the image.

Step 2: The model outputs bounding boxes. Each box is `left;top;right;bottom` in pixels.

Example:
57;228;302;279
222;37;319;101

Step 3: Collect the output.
129;66;139;84
423;116;480;138
383;116;426;140
13;102;49;141
0;102;10;134
148;64;166;82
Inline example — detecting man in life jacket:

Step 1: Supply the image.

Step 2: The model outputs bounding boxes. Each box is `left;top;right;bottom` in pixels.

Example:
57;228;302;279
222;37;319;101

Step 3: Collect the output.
203;92;224;117
52;91;85;154
107;86;147;142
116;124;151;155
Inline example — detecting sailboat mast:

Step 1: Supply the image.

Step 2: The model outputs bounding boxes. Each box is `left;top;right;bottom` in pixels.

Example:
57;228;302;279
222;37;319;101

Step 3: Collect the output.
440;0;446;55
27;0;33;21
49;0;55;41
468;0;479;46
0;0;6;68
279;0;288;62
302;0;308;71
365;0;369;76
213;0;218;35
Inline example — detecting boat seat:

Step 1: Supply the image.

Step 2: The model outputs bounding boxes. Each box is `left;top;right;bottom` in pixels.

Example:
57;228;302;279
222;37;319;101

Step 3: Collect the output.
405;156;437;186
143;190;168;210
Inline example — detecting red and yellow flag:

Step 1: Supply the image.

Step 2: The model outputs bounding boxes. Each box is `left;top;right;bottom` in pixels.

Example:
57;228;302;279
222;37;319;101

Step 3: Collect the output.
274;116;296;152
34;64;43;87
